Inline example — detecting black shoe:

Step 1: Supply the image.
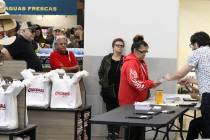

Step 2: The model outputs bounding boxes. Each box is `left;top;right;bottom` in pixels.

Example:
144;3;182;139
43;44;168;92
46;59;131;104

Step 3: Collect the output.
113;132;119;139
107;133;113;140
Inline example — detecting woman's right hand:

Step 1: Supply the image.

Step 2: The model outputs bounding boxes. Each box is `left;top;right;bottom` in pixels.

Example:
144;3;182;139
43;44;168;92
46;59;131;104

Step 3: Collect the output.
153;80;161;88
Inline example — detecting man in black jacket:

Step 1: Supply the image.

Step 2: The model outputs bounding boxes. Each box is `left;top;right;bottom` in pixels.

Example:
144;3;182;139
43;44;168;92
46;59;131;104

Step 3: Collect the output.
1;22;43;72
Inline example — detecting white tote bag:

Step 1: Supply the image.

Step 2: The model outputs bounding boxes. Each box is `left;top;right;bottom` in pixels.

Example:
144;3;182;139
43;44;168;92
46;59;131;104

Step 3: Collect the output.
0;86;7;128
0;81;25;130
21;69;51;108
50;72;82;109
26;75;51;108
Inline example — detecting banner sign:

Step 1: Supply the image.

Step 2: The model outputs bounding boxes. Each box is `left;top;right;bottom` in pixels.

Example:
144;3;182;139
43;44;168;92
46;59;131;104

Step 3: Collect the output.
5;0;77;15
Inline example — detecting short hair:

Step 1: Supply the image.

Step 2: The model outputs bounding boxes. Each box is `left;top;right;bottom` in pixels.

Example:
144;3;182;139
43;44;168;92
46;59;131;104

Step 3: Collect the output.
112;38;125;48
190;31;210;47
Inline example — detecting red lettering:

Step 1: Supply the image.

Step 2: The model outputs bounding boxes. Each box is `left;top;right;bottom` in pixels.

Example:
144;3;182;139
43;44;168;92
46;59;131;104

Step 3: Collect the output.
55;91;70;96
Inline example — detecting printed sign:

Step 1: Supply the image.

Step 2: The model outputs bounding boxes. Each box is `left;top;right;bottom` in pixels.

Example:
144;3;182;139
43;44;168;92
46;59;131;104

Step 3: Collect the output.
5;0;77;15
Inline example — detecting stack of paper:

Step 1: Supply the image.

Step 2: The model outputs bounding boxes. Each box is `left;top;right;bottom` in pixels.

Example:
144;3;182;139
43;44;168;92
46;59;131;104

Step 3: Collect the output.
134;101;152;110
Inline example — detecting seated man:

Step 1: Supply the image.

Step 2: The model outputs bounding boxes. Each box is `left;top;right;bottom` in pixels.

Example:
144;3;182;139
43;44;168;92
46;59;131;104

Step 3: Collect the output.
1;21;43;72
179;77;202;140
50;35;79;72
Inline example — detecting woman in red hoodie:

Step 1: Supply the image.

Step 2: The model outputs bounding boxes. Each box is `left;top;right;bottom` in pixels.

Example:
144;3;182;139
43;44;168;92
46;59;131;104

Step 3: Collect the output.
118;35;160;140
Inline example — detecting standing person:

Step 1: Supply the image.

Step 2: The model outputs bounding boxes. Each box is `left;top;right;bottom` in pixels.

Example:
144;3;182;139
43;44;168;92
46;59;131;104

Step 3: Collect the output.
50;35;79;72
118;35;160;140
1;22;43;72
98;38;125;139
164;31;210;140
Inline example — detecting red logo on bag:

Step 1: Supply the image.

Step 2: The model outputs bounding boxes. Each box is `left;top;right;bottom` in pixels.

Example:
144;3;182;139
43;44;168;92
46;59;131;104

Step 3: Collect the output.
0;103;6;110
28;88;44;93
55;91;70;96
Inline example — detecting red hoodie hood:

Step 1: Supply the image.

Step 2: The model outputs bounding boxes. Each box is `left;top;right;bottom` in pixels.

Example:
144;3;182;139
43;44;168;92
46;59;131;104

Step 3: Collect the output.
123;53;143;64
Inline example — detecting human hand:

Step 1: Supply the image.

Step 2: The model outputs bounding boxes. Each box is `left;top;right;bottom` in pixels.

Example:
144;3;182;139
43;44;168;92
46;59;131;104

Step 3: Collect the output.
153;80;161;88
163;73;173;81
190;93;200;100
178;76;195;85
178;78;189;85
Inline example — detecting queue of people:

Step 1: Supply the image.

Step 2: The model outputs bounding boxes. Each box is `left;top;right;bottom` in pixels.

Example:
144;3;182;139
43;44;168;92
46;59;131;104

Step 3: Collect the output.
98;32;210;140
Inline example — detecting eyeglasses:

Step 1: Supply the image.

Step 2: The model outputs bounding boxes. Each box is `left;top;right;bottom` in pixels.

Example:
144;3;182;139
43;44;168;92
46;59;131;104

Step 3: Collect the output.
136;49;148;54
114;44;124;47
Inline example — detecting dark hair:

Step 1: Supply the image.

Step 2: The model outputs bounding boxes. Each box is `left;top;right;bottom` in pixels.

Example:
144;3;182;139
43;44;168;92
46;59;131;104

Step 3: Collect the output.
190;31;210;47
112;38;125;48
131;35;148;53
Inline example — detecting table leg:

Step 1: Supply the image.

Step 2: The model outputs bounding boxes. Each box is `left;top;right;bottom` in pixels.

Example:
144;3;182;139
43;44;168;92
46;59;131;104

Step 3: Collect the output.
27;127;36;140
124;127;129;140
153;127;159;140
179;115;185;140
163;122;174;140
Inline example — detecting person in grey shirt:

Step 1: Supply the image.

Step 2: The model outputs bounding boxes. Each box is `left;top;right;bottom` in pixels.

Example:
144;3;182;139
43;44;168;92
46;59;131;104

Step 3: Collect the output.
164;31;210;140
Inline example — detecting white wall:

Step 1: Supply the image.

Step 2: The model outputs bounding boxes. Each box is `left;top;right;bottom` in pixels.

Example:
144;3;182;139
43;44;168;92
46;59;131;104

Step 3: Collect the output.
14;15;77;28
85;0;179;58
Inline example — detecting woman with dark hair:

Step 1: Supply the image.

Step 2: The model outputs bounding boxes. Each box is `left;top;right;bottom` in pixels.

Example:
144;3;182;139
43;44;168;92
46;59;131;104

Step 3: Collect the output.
164;31;210;140
98;38;125;139
118;35;160;140
34;24;46;48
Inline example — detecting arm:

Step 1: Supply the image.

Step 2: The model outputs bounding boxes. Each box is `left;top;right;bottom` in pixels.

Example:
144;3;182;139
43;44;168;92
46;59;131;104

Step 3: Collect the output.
0;48;13;60
62;65;80;73
125;63;155;92
98;57;106;85
50;52;80;72
164;64;193;81
63;52;79;72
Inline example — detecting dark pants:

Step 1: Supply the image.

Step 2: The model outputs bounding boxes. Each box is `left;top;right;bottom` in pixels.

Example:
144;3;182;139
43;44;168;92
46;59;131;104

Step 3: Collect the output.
101;88;120;135
124;126;145;140
105;98;120;134
186;92;210;140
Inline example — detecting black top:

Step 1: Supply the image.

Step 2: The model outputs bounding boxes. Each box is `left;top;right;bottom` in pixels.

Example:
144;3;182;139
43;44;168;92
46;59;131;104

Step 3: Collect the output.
108;59;121;93
4;35;43;72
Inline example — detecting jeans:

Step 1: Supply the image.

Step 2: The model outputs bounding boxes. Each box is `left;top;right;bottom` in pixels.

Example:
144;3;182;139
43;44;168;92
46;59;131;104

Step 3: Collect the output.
186;92;210;140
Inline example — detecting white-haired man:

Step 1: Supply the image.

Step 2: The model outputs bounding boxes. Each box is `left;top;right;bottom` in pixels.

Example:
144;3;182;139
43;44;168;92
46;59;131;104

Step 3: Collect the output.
50;35;79;72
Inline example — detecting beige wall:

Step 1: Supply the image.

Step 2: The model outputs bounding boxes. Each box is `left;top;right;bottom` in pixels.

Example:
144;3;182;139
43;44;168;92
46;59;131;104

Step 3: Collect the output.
178;0;210;69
